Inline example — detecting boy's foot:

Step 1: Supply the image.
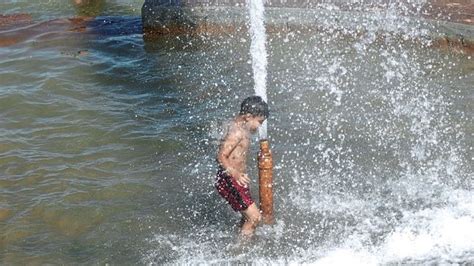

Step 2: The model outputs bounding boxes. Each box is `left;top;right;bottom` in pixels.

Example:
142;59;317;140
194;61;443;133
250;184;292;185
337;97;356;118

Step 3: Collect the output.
240;203;262;236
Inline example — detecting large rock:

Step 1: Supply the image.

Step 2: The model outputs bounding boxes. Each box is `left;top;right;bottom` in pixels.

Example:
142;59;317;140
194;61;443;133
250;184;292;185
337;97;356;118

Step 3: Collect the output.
140;0;474;53
141;0;474;33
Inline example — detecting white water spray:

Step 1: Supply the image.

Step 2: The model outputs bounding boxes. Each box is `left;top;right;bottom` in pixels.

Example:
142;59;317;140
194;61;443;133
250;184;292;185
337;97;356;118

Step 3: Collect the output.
248;0;268;139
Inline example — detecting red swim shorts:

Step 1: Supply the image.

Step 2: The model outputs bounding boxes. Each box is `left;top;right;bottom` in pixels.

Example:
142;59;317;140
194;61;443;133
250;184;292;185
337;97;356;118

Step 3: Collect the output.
215;168;254;212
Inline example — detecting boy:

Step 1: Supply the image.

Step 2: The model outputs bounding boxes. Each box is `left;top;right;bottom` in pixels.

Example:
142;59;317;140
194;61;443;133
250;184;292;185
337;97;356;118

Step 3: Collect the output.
215;95;269;237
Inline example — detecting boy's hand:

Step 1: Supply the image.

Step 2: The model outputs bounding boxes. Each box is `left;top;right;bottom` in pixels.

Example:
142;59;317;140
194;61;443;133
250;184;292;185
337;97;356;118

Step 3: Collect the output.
235;173;250;187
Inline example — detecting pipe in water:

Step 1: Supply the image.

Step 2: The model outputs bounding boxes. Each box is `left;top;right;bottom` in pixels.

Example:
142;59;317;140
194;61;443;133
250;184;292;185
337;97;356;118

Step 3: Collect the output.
258;139;274;225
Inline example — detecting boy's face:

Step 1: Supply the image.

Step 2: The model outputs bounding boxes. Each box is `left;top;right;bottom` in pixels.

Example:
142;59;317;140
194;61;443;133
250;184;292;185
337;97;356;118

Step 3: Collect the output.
246;115;265;133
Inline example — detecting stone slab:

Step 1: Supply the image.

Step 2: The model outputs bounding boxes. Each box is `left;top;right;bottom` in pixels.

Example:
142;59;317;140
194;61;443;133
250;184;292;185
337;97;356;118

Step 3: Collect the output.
141;0;474;53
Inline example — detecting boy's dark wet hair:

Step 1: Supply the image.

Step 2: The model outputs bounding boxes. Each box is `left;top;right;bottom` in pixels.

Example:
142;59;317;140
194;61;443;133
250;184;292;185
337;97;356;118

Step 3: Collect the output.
239;96;269;119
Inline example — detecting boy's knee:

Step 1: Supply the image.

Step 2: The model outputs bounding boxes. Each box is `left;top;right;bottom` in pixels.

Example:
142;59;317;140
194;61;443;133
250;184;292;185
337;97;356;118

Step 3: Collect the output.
242;203;261;225
247;211;261;225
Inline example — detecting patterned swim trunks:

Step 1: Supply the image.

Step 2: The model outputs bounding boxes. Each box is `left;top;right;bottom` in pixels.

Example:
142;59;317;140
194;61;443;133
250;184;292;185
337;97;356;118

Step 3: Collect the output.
215;168;254;212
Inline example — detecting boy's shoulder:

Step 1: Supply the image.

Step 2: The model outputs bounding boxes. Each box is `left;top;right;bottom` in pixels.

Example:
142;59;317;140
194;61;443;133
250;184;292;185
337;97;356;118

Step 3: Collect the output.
223;118;246;138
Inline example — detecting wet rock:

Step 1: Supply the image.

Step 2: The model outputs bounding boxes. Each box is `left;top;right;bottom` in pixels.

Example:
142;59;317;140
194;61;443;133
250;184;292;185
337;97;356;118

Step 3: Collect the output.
142;0;197;35
141;0;474;36
0;14;32;28
432;36;474;54
422;0;474;25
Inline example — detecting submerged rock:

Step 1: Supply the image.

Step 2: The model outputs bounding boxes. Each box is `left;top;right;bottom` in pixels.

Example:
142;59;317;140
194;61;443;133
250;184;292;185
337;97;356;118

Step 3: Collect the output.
1;230;32;246
0;208;12;221
31;205;105;237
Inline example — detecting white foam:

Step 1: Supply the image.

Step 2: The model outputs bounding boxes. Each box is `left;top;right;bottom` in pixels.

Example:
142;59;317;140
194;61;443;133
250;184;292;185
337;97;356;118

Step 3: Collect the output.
378;190;474;263
329;251;377;265
308;189;474;264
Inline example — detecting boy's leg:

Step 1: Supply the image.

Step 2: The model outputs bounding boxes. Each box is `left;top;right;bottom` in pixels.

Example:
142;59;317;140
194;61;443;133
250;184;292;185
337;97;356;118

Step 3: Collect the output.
240;203;261;236
238;216;246;228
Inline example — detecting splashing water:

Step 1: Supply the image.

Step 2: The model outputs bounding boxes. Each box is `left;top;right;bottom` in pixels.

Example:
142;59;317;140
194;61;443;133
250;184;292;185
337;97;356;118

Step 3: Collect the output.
248;0;269;139
150;1;473;263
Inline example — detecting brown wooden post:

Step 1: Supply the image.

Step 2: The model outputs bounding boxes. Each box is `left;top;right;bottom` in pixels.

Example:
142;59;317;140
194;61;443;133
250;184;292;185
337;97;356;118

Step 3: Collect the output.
258;139;274;224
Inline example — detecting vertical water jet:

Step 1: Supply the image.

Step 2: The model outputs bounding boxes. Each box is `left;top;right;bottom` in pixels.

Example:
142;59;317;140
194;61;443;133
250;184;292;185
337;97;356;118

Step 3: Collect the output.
248;0;268;140
248;0;274;224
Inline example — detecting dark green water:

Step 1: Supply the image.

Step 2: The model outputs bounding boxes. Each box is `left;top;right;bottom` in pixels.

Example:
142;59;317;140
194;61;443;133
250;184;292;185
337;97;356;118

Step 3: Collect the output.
0;1;473;264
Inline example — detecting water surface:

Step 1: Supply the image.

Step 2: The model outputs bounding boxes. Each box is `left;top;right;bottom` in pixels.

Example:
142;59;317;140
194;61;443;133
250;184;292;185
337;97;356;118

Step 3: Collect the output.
0;1;473;264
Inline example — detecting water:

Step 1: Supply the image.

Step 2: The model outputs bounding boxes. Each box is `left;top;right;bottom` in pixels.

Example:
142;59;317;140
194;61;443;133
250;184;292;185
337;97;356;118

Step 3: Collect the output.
248;0;269;139
1;1;473;265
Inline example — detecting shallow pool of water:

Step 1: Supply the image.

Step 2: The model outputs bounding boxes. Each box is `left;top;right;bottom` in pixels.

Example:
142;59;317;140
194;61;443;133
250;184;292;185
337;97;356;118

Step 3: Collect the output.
0;1;473;264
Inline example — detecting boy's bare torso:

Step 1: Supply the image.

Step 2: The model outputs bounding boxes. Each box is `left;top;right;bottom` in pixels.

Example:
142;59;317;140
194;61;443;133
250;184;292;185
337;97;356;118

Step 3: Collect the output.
219;119;251;176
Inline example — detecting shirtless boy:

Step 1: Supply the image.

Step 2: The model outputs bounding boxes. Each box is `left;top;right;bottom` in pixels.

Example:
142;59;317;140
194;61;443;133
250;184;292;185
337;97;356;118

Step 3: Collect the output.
215;96;269;237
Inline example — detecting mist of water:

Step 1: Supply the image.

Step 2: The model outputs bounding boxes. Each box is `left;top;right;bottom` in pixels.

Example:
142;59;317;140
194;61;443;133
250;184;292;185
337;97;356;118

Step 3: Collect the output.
248;0;268;139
